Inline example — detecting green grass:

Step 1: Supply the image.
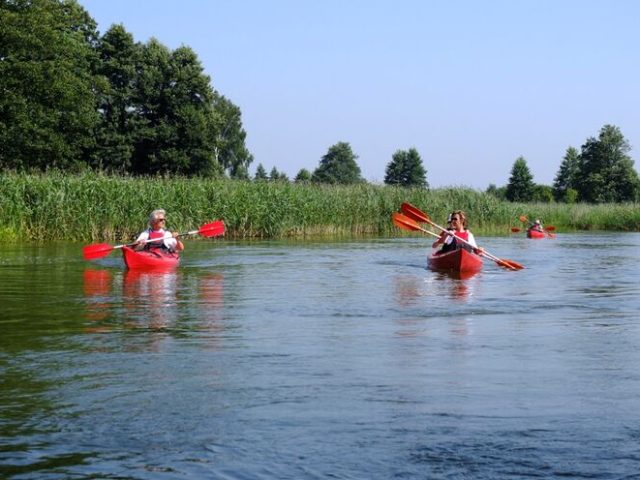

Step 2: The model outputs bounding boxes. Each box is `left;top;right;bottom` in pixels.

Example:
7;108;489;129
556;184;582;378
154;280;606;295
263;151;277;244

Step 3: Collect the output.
0;171;638;242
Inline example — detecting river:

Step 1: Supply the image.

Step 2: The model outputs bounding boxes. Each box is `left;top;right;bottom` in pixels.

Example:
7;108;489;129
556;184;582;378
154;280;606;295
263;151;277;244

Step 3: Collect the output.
1;233;639;479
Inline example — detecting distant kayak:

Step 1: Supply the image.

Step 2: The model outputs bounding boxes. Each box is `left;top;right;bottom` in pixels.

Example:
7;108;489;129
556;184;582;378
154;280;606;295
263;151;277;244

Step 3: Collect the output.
427;248;483;273
526;229;545;239
121;246;180;269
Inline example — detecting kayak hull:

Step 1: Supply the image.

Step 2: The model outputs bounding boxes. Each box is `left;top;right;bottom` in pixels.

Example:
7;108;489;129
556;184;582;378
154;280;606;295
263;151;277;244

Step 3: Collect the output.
526;229;545;239
427;248;483;273
121;246;180;269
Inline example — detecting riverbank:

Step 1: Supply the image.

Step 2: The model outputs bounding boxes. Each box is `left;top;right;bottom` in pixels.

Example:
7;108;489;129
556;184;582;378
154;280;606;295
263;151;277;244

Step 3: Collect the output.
1;171;638;241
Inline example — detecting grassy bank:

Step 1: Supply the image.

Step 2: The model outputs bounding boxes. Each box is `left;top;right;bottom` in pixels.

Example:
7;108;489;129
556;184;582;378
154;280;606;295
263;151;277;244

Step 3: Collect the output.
0;171;639;242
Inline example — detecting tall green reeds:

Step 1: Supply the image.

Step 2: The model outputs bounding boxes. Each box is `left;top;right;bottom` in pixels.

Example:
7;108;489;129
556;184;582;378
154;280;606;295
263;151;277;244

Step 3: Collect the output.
0;171;638;242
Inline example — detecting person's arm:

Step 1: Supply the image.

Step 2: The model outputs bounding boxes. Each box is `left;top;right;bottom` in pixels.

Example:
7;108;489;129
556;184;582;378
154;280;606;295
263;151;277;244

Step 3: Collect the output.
467;232;484;254
173;235;184;252
134;231;148;251
165;231;184;252
432;231;447;248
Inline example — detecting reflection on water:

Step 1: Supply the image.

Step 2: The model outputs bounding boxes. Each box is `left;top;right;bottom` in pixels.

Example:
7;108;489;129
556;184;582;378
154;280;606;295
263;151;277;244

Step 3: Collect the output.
122;268;179;330
82;267;225;342
394;269;480;307
83;269;112;329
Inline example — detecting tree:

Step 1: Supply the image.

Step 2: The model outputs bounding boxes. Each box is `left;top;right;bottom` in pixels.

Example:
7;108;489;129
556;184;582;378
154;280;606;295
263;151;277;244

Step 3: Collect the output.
231;164;250;180
312;142;363;184
129;40;224;176
212;94;253;178
553;147;581;202
269;166;280;181
0;0;100;170
384;148;428;188
254;163;268;181
294;168;312;183
91;24;139;173
486;183;506;200
505;156;535;202
575;124;640;203
532;184;554;203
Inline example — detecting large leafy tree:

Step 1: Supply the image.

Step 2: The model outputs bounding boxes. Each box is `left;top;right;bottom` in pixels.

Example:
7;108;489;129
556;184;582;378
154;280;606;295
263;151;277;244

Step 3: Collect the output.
505;156;535;202
312;142;363;184
212;95;253;178
553;147;580;202
0;0;100;170
576;125;639;203
129;41;225;176
91;24;139;172
384;148;428;188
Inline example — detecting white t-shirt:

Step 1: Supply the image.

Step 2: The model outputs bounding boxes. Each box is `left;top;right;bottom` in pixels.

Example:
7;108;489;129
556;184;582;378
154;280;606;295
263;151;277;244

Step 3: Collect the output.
443;230;478;249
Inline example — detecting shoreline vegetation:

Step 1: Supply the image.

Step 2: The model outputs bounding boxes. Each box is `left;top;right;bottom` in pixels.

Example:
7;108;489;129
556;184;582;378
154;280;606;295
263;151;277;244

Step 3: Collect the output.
1;172;639;242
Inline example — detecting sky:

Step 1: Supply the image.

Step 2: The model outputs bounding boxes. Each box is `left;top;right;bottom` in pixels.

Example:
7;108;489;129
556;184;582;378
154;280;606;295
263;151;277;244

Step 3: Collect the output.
78;0;640;189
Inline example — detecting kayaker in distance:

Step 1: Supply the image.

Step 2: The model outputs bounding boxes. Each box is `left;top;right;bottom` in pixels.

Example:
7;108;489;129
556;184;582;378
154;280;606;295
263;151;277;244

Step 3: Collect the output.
432;210;484;255
134;209;184;253
528;219;544;232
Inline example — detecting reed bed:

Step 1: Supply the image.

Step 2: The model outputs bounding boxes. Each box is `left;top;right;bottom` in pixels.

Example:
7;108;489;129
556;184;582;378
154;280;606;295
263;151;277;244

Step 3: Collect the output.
0;172;638;242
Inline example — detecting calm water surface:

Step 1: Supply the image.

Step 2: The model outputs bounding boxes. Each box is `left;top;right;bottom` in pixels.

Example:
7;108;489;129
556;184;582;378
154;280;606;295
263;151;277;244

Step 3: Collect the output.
1;233;640;479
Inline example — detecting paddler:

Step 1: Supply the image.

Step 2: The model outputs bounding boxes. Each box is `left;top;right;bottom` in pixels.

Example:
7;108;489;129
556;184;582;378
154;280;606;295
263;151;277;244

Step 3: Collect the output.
432;210;483;255
134;209;184;253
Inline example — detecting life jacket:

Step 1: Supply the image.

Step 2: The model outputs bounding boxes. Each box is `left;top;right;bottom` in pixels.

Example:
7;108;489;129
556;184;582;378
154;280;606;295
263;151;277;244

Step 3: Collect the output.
440;230;469;253
144;229;168;251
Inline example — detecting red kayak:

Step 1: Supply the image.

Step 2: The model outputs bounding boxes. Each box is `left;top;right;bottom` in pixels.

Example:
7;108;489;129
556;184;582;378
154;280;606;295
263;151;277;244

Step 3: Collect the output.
427;248;483;273
121;246;180;269
526;229;545;239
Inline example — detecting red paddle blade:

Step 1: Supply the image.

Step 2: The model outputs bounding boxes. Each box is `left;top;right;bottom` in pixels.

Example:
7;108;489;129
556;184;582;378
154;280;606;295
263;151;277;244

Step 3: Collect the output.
545;226;556;231
519;215;528;223
400;203;430;223
501;258;525;270
392;212;421;232
511;227;521;233
82;243;115;261
198;220;225;237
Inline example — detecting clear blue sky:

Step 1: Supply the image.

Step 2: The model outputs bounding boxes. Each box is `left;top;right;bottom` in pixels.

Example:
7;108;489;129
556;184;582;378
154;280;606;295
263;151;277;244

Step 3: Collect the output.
78;0;640;189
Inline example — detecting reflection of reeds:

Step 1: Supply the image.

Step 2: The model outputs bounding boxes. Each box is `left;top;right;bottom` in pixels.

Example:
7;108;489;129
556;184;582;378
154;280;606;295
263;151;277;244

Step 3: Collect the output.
1;171;639;241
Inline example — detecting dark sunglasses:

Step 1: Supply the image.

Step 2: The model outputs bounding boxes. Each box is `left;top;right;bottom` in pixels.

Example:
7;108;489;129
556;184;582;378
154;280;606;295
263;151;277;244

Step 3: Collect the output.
155;218;166;223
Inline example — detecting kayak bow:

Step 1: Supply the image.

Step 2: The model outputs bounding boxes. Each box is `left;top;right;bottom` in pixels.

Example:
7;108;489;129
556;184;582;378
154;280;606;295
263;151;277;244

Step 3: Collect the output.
427;248;483;273
121;246;180;269
526;229;545;239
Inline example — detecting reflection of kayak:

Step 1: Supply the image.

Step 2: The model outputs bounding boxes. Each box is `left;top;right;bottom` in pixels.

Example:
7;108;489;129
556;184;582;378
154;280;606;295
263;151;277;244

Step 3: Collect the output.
121;246;180;269
526;229;545;239
428;248;483;273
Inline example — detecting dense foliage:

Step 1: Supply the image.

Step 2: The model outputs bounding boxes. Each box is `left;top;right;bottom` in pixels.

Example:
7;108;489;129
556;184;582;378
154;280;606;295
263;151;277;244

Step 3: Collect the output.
505;157;535;202
311;142;363;184
553;147;581;202
575;125;640;203
0;0;251;177
384;148;428;188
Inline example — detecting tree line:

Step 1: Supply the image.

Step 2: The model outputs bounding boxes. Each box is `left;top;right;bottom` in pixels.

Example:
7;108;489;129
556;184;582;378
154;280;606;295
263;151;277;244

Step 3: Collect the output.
2;1;638;203
490;124;640;203
0;0;428;186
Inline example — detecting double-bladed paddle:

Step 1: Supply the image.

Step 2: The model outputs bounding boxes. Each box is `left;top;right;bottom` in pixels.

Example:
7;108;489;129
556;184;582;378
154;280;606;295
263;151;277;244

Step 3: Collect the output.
398;203;524;270
392;212;440;239
82;220;225;261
